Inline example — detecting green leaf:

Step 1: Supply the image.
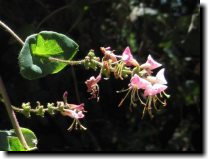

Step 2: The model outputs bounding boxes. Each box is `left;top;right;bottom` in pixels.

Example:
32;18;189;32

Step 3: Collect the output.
18;31;79;80
0;128;38;151
8;136;25;151
10;128;38;149
31;34;64;57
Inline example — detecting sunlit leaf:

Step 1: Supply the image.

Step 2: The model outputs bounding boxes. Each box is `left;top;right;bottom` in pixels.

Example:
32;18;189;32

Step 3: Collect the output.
8;136;25;151
18;31;79;80
0;128;38;151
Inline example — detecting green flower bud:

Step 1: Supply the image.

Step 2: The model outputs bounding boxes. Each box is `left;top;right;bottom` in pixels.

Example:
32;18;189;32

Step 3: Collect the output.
47;103;56;115
22;102;31;118
87;49;95;58
36;102;45;117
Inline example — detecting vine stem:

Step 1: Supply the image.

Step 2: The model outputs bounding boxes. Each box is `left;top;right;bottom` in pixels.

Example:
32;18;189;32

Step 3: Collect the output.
0;77;30;150
0;20;30;150
0;20;24;46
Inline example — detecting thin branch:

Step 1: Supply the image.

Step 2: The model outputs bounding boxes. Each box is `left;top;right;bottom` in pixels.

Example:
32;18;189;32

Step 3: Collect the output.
0;20;24;46
71;67;81;103
36;5;72;29
0;76;29;150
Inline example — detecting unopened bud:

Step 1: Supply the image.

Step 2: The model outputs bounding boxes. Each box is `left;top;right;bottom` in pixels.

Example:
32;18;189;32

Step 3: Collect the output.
22;102;31;118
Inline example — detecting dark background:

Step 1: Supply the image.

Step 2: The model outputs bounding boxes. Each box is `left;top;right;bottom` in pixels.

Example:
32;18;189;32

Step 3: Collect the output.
0;0;201;152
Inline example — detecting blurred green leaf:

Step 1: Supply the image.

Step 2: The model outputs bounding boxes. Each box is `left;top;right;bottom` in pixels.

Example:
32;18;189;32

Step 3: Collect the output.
0;130;11;151
10;128;38;149
18;31;79;80
8;136;25;151
0;128;37;151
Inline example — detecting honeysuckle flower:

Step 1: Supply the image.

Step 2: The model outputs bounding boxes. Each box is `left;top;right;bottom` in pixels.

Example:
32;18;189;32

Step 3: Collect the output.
140;55;162;70
60;91;87;131
117;74;147;108
121;47;139;66
85;74;101;101
141;69;168;118
61;108;87;131
61;109;84;119
100;47;117;62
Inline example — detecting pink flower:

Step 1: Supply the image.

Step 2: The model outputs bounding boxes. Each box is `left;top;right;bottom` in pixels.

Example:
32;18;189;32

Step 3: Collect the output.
85;74;101;92
129;74;151;89
140;55;162;70
61;109;85;119
100;47;117;62
122;47;139;66
85;74;101;100
144;84;167;96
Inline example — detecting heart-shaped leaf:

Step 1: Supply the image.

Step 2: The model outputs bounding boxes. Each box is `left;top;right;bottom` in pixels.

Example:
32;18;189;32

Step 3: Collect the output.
18;31;79;80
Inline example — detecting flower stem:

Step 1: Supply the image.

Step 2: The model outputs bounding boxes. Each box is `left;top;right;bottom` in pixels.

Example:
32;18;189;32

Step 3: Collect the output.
0;76;30;150
49;57;85;65
0;20;24;46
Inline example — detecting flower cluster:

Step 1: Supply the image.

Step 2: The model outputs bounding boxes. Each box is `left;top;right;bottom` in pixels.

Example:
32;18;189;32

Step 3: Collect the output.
118;53;169;118
85;46;169;119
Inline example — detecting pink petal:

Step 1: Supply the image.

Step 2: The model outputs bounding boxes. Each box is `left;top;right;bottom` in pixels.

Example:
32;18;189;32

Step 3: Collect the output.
144;84;167;96
156;68;167;84
144;84;157;96
77;111;85;119
85;75;101;92
95;74;102;83
153;84;167;94
141;55;162;70
122;47;139;66
61;109;75;118
70;103;85;111
147;55;162;69
122;47;132;61
130;74;151;89
61;109;85;119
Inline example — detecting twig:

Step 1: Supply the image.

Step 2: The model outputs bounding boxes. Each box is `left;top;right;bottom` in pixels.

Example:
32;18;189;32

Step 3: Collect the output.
0;20;24;46
71;67;81;103
36;5;72;29
0;76;29;150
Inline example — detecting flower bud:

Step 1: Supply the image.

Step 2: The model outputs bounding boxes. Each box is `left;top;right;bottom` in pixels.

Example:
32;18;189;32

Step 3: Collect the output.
22;102;31;118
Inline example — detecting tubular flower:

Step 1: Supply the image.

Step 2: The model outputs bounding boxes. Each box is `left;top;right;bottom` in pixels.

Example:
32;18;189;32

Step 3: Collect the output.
60;91;87;131
121;47;139;66
117;67;169;119
85;74;101;101
142;68;168;118
140;55;162;70
61;109;84;119
118;74;147;109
